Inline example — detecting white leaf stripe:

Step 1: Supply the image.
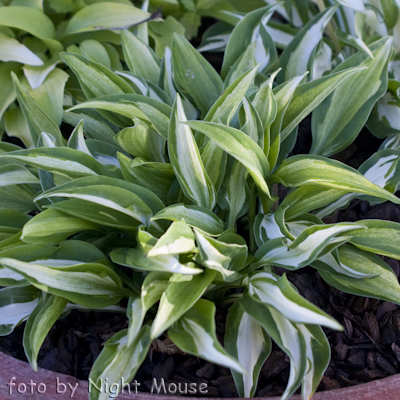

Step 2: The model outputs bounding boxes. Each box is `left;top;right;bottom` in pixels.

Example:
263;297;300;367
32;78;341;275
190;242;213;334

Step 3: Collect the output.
169;95;216;209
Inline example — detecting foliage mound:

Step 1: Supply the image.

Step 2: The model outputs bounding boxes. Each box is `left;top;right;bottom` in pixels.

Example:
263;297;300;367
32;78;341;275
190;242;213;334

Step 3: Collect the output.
1;1;400;400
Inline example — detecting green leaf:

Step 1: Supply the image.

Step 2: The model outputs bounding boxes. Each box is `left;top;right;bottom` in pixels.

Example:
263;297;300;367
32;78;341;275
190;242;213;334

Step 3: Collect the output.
311;37;392;157
0;258;126;308
150;269;216;339
28;68;69;127
12;73;66;147
67;94;171;139
247;272;343;329
194;229;247;280
62;111;116;145
368;91;400;138
36;175;165;215
23;294;68;371
21;209;100;245
279;67;365;142
141;271;170;312
64;2;152;35
221;4;279;79
114;119;165;162
299;324;331;400
0;6;62;53
111;246;202;275
148;221;196;257
0;164;39;186
169;95;216;209
0;62;18;120
169;299;245;373
0;147;121;179
118;155;173;205
0;184;36;213
336;29;374;58
185;121;272;205
225;300;271;397
89;326;151;400
121;29;160;84
0;286;40;336
172;33;223;116
271;155;400;204
253;223;365;270
152;204;225;236
0;209;31;240
0;33;43;65
347;220;400;260
240;294;307;400
278;6;337;83
319;245;400;304
37;183;154;227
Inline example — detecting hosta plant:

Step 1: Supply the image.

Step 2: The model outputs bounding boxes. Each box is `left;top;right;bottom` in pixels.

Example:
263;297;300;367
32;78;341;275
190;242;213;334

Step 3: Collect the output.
1;2;400;400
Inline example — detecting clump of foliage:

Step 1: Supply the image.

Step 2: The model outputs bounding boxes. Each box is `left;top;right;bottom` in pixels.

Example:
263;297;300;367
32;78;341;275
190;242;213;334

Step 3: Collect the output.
1;1;400;400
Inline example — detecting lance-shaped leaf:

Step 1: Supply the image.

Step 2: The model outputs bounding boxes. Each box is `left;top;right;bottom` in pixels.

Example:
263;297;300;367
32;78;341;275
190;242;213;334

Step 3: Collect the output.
141;271;170;312
111;246;202;275
312;249;379;279
0;286;40;336
298;324;330;400
28;68;69;127
319;245;400;304
36;175;164;215
0;147;120;179
121;29;160;85
278;6;337;83
126;297;144;347
336;29;374;58
148;221;196;257
271;155;400;204
36;184;153;227
67;94;171;139
240;294;307;400
0;33;43;66
253;223;365;270
279;66;365;141
114;119;165;162
0;258;125;308
194;230;246;280
221;4;279;79
62;111;116;145
169;299;245;373
12;73;65;147
169;95;216;209
247;272;343;330
368;91;400;138
0;164;40;187
0;210;31;241
61;53;134;99
185;121;272;203
21;209;100;245
172;34;223;116
269;73;307;169
118;155;173;205
150;269;216;339
0;6;62;54
254;212;285;247
225;300;271;397
64;2;153;35
89;326;151;400
311;37;392;157
219;159;249;229
346;220;400;260
152;204;225;236
23;294;68;371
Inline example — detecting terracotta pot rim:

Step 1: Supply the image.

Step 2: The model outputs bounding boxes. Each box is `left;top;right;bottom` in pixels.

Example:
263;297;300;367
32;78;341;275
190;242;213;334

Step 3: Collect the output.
1;351;400;400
